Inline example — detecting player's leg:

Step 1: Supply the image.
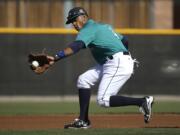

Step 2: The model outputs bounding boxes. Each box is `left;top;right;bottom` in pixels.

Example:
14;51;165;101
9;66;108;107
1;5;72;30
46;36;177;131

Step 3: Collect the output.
64;65;102;129
97;73;145;107
77;64;102;122
78;88;91;123
97;52;154;123
97;52;143;107
97;71;154;123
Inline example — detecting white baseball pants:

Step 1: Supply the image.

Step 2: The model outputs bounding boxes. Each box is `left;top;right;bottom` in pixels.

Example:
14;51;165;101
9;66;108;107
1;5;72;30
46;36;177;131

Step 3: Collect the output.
77;52;134;107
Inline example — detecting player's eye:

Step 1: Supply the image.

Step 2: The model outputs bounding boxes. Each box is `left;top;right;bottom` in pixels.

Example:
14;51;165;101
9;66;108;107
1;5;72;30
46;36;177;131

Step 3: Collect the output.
72;21;76;25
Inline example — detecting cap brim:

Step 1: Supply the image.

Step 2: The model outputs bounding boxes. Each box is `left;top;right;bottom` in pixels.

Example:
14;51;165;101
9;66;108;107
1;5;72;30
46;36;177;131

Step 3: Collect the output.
65;15;79;24
65;20;72;24
66;13;86;24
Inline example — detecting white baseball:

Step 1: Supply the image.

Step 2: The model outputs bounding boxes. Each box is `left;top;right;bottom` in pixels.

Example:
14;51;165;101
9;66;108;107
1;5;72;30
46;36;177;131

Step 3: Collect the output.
32;61;39;67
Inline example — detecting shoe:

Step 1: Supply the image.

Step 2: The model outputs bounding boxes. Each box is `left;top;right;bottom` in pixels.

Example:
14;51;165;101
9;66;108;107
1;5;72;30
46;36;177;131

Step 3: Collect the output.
139;96;154;123
64;118;91;129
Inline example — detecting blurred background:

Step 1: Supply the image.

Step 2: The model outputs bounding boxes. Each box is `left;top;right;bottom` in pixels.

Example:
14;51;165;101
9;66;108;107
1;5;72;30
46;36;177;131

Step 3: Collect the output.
1;0;180;29
0;0;180;29
0;0;180;97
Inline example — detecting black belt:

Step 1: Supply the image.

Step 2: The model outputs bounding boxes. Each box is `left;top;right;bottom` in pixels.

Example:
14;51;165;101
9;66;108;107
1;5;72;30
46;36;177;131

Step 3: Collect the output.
123;51;130;55
107;51;129;60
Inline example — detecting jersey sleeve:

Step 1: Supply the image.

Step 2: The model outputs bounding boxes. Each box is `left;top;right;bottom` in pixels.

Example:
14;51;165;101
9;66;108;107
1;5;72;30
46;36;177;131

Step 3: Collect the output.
76;28;96;47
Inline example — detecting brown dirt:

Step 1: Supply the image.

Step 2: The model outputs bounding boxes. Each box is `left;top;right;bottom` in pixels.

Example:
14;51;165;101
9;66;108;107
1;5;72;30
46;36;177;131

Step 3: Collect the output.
0;114;179;130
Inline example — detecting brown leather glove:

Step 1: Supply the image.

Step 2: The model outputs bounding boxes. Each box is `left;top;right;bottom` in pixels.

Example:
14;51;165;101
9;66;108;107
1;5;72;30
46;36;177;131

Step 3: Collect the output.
28;53;53;74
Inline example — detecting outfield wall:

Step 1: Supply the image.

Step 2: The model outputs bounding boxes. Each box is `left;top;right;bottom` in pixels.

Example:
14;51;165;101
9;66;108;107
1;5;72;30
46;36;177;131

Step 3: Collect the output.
0;29;180;96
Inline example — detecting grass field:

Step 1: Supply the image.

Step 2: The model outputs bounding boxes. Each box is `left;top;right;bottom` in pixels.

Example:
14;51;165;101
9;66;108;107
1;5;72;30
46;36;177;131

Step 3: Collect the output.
0;128;180;135
0;101;180;135
0;101;180;115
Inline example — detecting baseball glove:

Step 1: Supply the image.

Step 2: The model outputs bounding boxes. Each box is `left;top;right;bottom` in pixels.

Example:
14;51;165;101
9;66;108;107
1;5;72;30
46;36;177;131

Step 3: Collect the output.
28;53;51;74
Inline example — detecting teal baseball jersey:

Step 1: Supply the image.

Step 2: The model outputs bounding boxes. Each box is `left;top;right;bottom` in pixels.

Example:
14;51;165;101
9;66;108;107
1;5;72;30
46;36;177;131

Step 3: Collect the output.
76;19;127;64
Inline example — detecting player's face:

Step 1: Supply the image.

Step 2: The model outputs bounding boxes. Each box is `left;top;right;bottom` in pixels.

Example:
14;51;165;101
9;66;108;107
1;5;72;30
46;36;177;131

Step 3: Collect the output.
72;15;87;31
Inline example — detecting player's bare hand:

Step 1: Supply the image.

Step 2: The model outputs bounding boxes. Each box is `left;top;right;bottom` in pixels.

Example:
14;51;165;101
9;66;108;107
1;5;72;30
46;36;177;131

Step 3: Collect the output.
47;55;55;65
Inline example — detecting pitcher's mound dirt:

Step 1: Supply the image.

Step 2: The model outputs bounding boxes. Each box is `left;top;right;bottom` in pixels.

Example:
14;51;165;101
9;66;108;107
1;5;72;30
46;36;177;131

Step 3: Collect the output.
0;114;179;130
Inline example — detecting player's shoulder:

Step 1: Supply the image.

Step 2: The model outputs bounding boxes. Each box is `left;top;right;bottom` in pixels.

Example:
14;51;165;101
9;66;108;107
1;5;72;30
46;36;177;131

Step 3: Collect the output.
79;20;97;32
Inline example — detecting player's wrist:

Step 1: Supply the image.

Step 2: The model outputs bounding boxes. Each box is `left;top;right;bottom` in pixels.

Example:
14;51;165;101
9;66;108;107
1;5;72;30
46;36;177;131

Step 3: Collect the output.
54;55;60;62
54;50;66;62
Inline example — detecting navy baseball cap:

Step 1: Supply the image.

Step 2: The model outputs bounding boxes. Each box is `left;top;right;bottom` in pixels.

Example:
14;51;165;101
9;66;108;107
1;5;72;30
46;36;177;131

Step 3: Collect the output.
66;7;88;24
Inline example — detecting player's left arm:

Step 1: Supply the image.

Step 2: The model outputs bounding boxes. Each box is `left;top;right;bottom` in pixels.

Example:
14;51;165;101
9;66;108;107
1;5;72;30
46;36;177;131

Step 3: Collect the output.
28;40;85;74
50;40;85;63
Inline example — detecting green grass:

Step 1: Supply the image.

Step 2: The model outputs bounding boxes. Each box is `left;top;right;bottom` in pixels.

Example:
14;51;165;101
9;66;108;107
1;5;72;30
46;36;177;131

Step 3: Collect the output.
0;101;179;115
0;101;180;135
0;128;180;135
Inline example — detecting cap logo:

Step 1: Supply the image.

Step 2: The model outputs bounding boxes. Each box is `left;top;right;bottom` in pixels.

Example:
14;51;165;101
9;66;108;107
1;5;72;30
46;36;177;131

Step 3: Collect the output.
79;9;84;13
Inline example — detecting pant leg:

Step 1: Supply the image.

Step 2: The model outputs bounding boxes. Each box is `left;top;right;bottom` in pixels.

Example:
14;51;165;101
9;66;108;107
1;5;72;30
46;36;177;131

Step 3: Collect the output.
77;64;102;121
97;52;134;107
77;64;102;89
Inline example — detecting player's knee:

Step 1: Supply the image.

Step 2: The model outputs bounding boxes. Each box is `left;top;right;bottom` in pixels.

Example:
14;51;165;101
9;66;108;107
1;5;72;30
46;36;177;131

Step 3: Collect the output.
77;74;91;89
97;98;110;107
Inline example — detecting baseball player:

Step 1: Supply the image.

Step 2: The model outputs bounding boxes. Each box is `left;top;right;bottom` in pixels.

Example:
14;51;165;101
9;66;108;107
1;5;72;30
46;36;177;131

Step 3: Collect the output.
29;7;154;129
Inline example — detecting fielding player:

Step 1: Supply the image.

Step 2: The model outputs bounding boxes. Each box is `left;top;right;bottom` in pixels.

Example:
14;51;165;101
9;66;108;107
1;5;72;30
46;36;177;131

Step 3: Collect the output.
33;7;154;129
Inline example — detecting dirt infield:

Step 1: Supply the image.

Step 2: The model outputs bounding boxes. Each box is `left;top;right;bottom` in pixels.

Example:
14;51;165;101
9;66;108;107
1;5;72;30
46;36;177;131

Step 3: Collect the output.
0;114;180;130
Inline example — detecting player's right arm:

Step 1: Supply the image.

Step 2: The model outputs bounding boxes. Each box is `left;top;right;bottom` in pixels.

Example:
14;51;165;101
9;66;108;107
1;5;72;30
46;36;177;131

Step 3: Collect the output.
121;36;129;50
116;33;129;50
